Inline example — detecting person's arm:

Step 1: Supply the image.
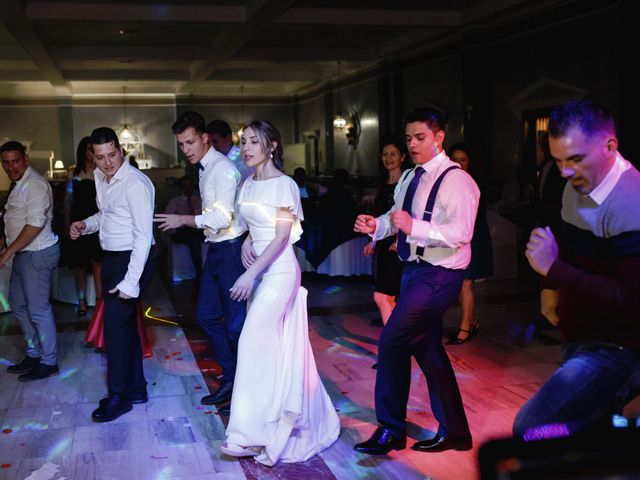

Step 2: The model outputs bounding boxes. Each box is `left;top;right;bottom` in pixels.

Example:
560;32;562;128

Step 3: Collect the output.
229;208;293;301
195;162;239;232
407;172;479;248
0;184;50;266
114;179;154;298
154;196;196;230
0;225;44;267
82;211;102;234
547;258;640;308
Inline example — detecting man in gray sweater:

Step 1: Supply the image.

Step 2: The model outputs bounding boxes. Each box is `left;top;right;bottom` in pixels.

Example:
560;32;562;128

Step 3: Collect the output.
514;99;640;439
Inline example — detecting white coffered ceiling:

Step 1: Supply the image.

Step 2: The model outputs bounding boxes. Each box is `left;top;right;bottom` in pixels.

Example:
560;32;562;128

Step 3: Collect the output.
0;0;572;99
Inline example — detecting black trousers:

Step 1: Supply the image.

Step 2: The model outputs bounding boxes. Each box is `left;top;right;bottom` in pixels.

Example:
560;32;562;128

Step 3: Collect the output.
102;248;157;398
375;262;471;439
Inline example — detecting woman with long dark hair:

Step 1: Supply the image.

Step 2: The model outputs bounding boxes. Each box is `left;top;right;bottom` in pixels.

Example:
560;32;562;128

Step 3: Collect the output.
65;136;103;315
445;143;493;344
364;134;407;327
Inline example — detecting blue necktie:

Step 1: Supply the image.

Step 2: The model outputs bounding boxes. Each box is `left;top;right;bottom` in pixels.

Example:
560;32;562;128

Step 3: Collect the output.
197;162;204;171
396;167;425;261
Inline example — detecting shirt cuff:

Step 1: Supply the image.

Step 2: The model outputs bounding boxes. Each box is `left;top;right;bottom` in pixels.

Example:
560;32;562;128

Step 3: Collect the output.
194;214;204;229
371;218;383;240
115;279;139;299
409;220;430;247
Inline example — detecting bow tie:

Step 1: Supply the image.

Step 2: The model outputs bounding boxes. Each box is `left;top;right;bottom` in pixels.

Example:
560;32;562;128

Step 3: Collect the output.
196;162;204;171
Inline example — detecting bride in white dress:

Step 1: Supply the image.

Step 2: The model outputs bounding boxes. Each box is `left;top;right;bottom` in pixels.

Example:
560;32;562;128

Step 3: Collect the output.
221;120;340;466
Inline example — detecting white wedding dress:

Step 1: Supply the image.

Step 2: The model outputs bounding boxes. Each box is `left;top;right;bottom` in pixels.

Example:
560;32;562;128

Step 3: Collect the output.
222;175;340;466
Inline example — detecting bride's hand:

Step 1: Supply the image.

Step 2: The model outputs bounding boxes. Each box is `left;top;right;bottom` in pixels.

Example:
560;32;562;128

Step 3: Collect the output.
229;272;255;301
241;239;257;269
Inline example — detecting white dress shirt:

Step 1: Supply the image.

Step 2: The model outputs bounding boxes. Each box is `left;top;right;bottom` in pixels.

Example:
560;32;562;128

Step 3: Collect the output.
4;166;58;251
373;151;480;270
586;152;630;206
83;160;155;298
194;147;246;243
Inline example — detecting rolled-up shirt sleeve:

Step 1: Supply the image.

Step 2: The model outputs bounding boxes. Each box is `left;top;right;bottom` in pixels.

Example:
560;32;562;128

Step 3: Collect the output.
194;162;239;231
24;187;51;228
116;181;154;298
409;172;479;248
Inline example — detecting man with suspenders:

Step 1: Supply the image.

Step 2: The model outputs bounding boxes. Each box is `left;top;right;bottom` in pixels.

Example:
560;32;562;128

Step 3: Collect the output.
353;107;480;454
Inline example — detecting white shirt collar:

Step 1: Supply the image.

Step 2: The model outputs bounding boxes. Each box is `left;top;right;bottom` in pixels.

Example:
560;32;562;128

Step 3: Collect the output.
588;152;630;205
199;147;222;169
417;150;447;174
15;165;34;185
94;158;132;184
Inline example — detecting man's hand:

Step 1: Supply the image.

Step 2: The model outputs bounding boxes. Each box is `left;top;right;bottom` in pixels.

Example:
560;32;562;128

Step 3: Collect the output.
241;239;257;269
390;210;413;235
0;250;11;268
229;272;256;302
525;226;559;276
109;287;134;300
354;214;376;234
69;221;86;240
363;241;375;257
154;214;184;231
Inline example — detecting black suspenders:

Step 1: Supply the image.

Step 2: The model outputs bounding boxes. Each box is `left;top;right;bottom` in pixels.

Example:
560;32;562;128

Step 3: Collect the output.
400;165;460;258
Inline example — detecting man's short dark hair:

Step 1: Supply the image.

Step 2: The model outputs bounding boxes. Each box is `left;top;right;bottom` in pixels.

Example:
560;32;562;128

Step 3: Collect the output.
548;99;616;139
0;141;26;155
172;111;206;135
90;127;120;149
206;119;232;137
404;107;446;133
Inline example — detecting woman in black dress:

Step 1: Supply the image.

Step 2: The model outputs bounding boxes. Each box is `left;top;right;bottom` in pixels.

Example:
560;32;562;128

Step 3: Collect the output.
446;143;493;344
364;135;407;326
65;136;103;315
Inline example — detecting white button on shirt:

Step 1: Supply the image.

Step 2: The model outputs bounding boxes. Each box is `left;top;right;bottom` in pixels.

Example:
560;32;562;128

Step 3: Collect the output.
83;160;155;298
4;166;58;252
194;147;246;243
373;151;480;270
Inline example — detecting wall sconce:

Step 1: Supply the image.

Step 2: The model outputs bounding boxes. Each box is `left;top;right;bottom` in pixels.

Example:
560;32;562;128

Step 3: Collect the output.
345;111;361;148
333;112;347;129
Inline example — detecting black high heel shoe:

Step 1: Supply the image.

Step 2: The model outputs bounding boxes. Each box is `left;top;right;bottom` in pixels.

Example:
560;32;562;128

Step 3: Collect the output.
445;323;479;345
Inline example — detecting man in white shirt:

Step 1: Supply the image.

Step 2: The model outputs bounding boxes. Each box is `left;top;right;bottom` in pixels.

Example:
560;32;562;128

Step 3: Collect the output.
70;127;156;423
1;141;60;382
155;112;247;412
353;108;479;455
164;176;204;277
206;119;254;182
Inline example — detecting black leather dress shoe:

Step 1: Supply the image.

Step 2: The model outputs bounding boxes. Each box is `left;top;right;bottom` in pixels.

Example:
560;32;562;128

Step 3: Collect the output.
353;427;406;455
201;381;233;405
101;392;147;406
411;434;472;452
17;363;59;382
92;395;132;422
7;356;41;374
